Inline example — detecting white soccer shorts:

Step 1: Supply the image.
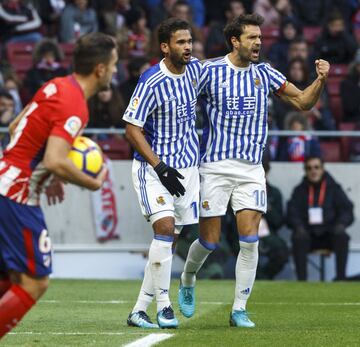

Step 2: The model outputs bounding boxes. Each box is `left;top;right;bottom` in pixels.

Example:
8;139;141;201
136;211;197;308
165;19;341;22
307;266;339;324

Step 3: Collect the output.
132;160;199;227
199;158;267;217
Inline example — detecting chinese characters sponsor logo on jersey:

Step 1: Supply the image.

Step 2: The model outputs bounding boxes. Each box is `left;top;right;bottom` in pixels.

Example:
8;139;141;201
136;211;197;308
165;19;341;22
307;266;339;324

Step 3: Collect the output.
225;96;256;117
176;99;197;124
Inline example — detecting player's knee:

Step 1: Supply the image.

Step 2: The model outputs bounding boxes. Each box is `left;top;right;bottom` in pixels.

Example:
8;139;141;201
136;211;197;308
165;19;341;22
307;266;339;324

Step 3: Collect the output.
153;218;175;236
30;277;50;300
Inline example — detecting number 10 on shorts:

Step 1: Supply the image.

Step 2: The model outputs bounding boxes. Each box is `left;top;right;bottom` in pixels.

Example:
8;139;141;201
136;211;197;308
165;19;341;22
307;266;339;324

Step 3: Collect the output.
253;190;266;207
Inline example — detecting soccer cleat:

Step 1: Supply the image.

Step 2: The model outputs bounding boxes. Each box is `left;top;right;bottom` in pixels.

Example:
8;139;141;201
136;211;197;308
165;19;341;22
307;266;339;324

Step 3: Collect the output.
127;311;159;329
178;282;195;318
157;306;178;329
229;309;255;328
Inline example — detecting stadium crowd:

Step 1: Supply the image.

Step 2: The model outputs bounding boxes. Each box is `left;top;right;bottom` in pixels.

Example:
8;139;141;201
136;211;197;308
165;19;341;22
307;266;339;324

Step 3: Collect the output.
0;0;359;161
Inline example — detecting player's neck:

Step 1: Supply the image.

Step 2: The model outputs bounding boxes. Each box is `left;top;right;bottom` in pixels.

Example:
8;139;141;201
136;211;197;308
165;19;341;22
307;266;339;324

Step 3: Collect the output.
228;52;250;68
163;58;186;75
72;74;97;100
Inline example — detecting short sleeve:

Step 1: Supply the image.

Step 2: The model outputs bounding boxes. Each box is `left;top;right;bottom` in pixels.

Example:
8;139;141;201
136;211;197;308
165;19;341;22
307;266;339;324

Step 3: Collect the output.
49;99;87;145
263;63;287;94
122;82;156;127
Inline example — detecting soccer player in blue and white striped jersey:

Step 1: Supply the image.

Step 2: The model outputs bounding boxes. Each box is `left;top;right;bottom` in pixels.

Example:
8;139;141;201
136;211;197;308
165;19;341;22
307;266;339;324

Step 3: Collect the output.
179;14;330;327
123;18;203;329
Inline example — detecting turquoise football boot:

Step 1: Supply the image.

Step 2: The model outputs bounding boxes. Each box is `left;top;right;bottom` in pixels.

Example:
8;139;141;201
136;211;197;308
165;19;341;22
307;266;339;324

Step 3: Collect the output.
127;311;159;329
229;309;255;328
157;306;178;329
178;282;195;318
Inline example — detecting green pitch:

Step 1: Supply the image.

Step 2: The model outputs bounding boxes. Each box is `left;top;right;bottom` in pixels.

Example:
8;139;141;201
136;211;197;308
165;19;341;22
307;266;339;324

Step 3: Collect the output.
2;280;360;346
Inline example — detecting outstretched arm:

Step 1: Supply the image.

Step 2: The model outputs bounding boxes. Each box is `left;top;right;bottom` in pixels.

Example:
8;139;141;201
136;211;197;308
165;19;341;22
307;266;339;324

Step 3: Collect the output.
278;59;330;111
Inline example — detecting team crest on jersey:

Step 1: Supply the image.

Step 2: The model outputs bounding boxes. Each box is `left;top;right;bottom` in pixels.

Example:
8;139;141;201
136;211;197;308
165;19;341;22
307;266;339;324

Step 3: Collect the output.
191;79;197;88
202;200;210;210
254;77;262;89
130;97;140;110
156;196;166;205
64;116;82;137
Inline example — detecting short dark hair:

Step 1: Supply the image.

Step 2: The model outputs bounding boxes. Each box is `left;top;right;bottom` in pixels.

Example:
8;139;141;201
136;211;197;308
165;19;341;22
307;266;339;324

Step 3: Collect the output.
223;13;264;50
158;18;191;44
73;32;116;76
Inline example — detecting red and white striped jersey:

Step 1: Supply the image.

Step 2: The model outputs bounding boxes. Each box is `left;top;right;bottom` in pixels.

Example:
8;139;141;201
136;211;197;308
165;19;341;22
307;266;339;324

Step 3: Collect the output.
0;75;89;205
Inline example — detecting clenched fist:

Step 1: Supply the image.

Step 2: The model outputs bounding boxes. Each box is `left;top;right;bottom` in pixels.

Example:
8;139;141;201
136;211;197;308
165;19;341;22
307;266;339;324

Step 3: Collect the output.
315;59;330;81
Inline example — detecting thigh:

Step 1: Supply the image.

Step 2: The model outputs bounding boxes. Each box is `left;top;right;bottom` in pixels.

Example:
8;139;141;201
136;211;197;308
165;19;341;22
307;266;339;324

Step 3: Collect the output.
199;162;233;217
174;166;200;226
231;163;267;214
132;160;174;221
0;196;52;277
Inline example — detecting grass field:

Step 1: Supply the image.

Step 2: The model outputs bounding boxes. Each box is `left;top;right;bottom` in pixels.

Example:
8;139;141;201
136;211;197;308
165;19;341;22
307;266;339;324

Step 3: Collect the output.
2;280;360;347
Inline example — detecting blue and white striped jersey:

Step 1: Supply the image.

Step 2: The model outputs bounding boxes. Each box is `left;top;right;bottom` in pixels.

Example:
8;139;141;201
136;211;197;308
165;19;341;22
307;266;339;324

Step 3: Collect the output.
123;58;203;169
199;55;286;164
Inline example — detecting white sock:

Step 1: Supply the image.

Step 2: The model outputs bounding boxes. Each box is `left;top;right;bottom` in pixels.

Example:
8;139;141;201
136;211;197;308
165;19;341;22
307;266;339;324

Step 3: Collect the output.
181;239;214;287
132;260;154;313
233;240;259;312
149;238;173;312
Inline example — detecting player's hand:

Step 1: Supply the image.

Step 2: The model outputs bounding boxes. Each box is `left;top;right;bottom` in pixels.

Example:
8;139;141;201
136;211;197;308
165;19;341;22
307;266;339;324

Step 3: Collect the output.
154;161;185;197
45;176;65;206
93;164;108;190
315;59;330;81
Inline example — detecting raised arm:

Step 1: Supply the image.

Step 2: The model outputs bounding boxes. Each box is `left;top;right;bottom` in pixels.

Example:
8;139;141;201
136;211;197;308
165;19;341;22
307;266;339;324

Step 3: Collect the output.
278;59;330;111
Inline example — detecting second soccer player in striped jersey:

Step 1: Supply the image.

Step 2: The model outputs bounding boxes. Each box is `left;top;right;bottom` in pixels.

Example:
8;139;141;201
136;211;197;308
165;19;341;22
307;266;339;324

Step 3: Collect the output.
123;18;203;329
179;14;330;327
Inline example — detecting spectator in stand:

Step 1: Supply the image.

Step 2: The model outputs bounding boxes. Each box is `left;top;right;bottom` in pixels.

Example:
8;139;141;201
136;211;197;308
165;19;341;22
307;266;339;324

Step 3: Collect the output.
95;0;131;36
340;49;360;123
204;0;252;23
291;0;329;27
268;17;302;71
148;0;177;29
253;0;293;27
34;0;66;37
2;73;22;115
0;0;43;43
313;10;357;64
118;57;150;106
88;84;126;130
146;0;205;27
24;40;68;99
0;90;15;151
287;156;354;281
59;0;98;43
277;111;321;162
118;7;151;59
205;0;246;58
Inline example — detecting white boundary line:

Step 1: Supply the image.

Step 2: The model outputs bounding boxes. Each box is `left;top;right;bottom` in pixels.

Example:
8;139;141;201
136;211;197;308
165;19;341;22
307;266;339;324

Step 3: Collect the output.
8;332;140;336
123;333;174;347
40;300;360;306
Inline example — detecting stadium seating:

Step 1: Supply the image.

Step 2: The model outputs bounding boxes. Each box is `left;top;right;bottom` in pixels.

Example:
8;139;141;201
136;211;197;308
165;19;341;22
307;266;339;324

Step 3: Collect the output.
261;26;280;53
319;140;341;162
6;42;35;80
303;26;322;44
97;136;132;160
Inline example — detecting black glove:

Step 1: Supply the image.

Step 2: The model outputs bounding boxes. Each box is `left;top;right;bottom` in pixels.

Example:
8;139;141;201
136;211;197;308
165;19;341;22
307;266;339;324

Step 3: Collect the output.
154;161;185;197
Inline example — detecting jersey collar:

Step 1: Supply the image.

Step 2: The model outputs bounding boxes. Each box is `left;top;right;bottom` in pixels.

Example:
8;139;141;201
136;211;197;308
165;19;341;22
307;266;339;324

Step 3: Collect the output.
160;59;186;79
225;54;251;72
